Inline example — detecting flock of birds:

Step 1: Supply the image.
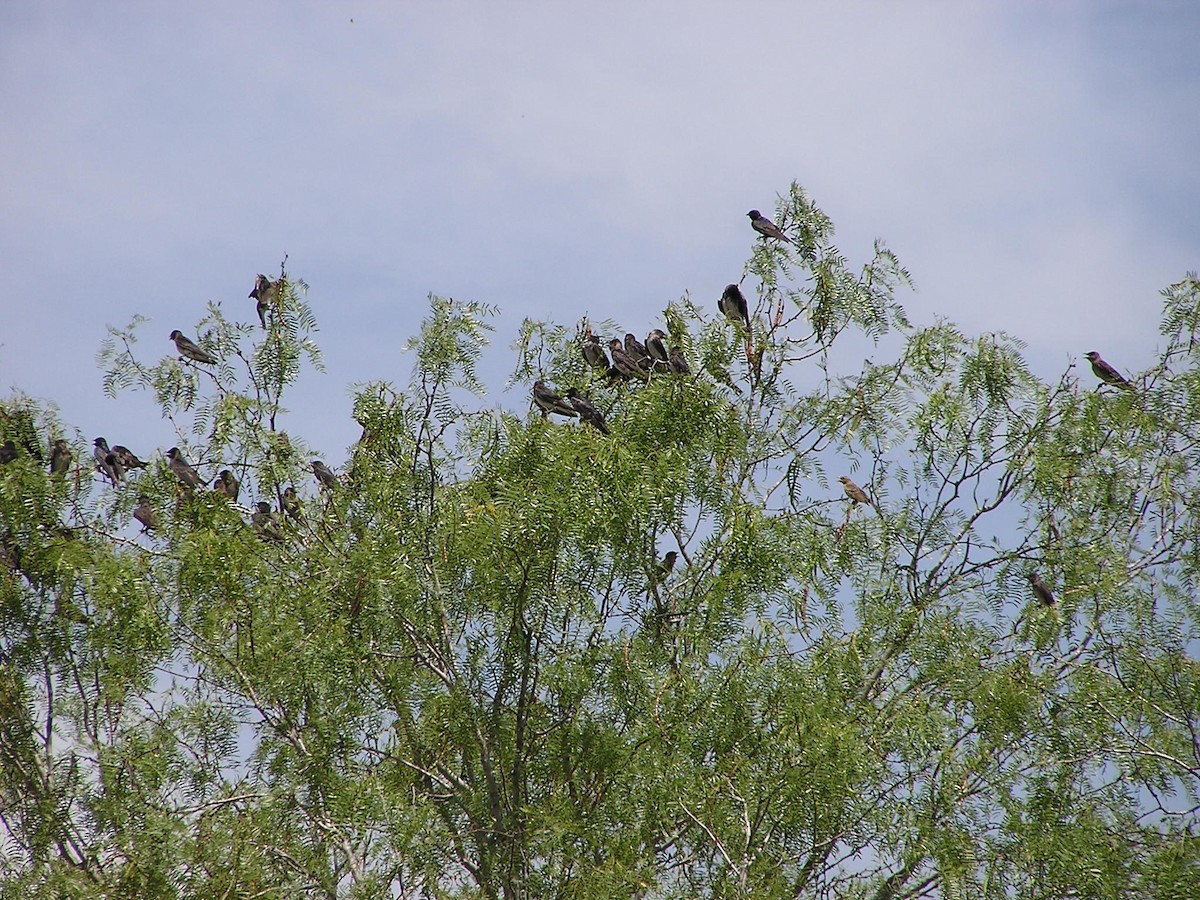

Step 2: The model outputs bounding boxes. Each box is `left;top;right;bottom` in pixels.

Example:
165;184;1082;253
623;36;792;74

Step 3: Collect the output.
4;209;1141;606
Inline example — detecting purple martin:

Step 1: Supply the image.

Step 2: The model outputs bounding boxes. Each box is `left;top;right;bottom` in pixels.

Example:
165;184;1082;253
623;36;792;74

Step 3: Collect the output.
718;284;750;327
653;550;677;585
249;274;278;329
110;445;148;471
565;388;610;434
1028;571;1056;606
645;329;669;367
1084;351;1134;391
281;486;304;523
169;330;218;365
167;447;206;489
608;339;649;380
105;453;126;484
624;333;652;370
312;460;339;491
532;381;579;418
0;441;16;464
50;439;70;476
668;346;692;375
582;328;609;371
213;470;240;502
838;476;873;508
251;501;284;542
133;495;158;533
747;209;794;244
93;438;121;484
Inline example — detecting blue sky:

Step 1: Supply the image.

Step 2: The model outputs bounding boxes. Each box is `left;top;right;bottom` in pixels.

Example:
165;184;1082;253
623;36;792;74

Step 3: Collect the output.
1;2;1198;464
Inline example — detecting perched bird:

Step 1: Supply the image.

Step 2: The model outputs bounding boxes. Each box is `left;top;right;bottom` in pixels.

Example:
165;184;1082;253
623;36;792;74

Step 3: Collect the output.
132;495;158;533
668;346;692;375
0;441;17;465
1;408;44;461
1084;351;1134;391
110;445;148;471
312;460;338;491
249;274;278;329
167;447;206;489
718;284;750;327
281;486;304;523
608;339;649;380
169;330;218;365
50;439;71;476
565;388;609;434
653;550;678;585
624;333;652;370
645;329;669;367
838;476;873;508
532;381;579;418
213;470;240;502
747;209;794;244
251;501;283;542
93;438;122;484
1028;571;1056;606
582;329;609;371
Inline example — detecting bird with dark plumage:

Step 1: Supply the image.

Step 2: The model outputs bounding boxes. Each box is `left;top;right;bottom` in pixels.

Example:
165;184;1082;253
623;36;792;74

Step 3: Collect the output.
249;274;278;329
1028;571;1056;606
718;284;750;327
167;447;206;489
645;329;669;368
1084;351;1134;391
582;328;609;371
624;333;652;371
133;496;158;533
214;470;240;502
170;330;218;365
93;438;122;484
838;476;873;508
281;486;304;523
252;501;284;542
532;381;578;418
312;460;338;491
653;550;677;585
110;445;148;471
668;346;692;375
747;209;794;244
50;439;70;476
0;441;17;465
608;339;649;380
565;388;609;434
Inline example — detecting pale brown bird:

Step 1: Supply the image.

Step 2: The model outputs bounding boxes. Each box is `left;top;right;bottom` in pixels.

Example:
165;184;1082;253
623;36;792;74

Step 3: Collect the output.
249;274;279;328
1028;571;1056;606
213;470;240;502
838;476;873;508
251;501;283;542
49;439;71;476
169;330;218;365
582;328;609;371
133;495;158;533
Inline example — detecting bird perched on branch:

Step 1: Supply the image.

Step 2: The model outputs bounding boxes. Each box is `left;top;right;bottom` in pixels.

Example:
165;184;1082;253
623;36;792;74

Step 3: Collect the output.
532;381;578;418
582;329;609;371
133;496;158;533
213;470;240;502
50;439;71;476
249;274;279;329
312;460;339;491
653;550;677;586
110;444;148;471
281;486;304;523
838;476;874;509
169;330;218;365
252;501;283;542
747;209;795;244
668;346;692;375
608;339;648;380
1084;351;1134;391
167;447;206;489
719;284;750;327
565;388;609;434
624;334;652;371
93;438;122;484
1028;571;1056;606
645;329;669;368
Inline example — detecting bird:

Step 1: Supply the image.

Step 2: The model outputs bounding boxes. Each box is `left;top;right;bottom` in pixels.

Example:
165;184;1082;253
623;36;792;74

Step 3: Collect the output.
132;496;158;533
93;438;122;484
167;447;206;489
747;209;794;244
312;460;338;491
281;486;304;523
582;329;609;371
110;445;148;471
0;441;17;465
213;470;240;502
719;284;750;327
565;388;609;434
50;439;70;476
653;550;678;585
838;476;873;508
624;333;652;370
169;330;218;365
645;329;669;367
1;408;44;461
249;274;278;329
1028;571;1056;606
668;346;692;375
608;339;649;380
251;501;283;542
532;381;579;418
1084;351;1134;391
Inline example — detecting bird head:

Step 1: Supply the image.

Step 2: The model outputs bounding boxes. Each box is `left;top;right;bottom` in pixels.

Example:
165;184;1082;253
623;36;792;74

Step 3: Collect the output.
94;437;107;448
167;447;180;460
747;210;761;219
1085;351;1100;362
169;330;182;340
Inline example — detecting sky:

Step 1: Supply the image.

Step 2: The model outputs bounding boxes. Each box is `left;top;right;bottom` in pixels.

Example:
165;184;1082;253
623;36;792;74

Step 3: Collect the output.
1;1;1198;465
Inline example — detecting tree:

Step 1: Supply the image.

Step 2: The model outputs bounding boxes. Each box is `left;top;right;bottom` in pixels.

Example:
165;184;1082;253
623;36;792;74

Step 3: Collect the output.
1;186;1198;898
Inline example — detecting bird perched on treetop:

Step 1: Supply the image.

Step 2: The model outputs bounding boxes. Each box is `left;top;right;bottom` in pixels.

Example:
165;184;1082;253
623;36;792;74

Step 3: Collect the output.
213;470;240;502
624;334;652;371
608;339;649;380
747;209;795;244
838;476;873;508
110;444;148;471
133;496;158;533
0;441;18;464
582;328;609;371
1028;571;1056;606
252;501;283;542
668;346;692;375
565;388;609;434
249;274;278;329
93;438;122;484
167;447;206;489
312;460;338;491
281;486;304;523
532;381;578;418
50;439;70;476
653;550;677;585
645;329;669;368
1084;351;1134;391
169;330;218;365
718;284;750;327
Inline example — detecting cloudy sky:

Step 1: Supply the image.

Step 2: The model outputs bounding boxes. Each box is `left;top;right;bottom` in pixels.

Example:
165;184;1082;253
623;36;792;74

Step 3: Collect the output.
2;2;1197;460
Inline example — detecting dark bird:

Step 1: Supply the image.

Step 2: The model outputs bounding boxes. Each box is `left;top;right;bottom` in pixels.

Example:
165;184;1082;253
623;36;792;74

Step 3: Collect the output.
747;209;794;244
110;445;148;471
0;440;17;464
251;501;283;542
624;333;652;370
1084;351;1134;391
93;438;122;484
582;329;609;371
249;274;278;329
838;476;873;508
312;460;338;491
532;381;579;418
133;495;158;533
167;447;206;489
565;388;609;434
668;346;692;375
645;329;669;367
213;470;240;502
608;339;649;380
718;284;750;327
653;550;678;585
169;330;218;365
1028;571;1056;606
50;439;70;476
281;486;304;523
1;408;44;461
